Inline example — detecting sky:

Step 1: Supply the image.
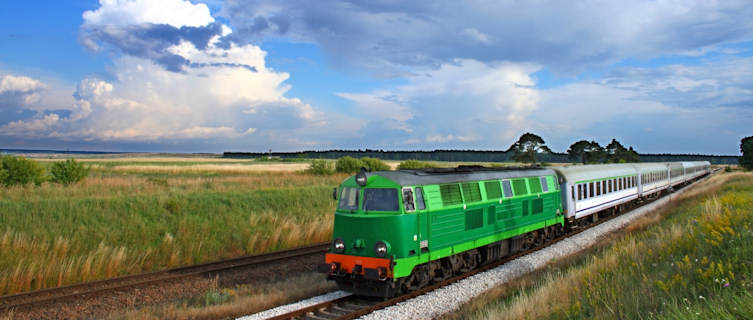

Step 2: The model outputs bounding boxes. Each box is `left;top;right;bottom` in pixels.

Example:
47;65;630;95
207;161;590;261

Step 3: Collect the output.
1;1;752;155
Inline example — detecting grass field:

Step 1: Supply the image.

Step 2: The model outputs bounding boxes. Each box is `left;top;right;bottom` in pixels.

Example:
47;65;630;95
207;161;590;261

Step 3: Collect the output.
0;156;350;295
445;172;753;320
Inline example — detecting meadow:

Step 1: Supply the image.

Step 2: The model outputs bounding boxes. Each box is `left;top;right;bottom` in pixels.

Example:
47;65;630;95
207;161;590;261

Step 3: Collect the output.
0;156;347;295
445;171;753;320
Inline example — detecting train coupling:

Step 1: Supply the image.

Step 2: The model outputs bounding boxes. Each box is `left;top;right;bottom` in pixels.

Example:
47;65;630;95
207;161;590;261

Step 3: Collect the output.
317;262;340;275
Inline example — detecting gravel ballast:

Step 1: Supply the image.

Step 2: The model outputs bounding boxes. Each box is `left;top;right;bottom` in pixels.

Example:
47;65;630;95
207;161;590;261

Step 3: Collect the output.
240;178;704;320
236;291;351;320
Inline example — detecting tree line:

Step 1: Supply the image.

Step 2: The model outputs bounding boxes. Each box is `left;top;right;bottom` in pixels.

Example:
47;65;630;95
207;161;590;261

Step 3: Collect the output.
224;133;741;165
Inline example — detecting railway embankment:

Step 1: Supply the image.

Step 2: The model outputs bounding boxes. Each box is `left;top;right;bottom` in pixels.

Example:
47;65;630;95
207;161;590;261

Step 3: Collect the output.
443;172;753;320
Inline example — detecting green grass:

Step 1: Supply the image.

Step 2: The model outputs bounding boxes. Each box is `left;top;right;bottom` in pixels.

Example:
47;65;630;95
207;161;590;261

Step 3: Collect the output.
444;172;753;320
0;159;346;295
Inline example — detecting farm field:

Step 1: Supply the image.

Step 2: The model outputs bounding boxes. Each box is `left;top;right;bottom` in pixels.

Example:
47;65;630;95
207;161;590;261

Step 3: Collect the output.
444;171;753;320
0;155;350;296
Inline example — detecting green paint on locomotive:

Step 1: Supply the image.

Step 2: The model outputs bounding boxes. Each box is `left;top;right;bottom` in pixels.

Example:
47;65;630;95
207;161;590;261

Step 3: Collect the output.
332;170;564;280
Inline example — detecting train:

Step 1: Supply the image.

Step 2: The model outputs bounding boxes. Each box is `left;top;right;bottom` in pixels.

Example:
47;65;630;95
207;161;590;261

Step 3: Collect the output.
318;161;711;298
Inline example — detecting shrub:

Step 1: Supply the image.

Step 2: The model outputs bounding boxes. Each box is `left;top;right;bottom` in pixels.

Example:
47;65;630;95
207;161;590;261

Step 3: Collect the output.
335;156;364;173
306;159;334;175
397;160;437;170
1;155;45;186
51;159;90;185
360;157;390;171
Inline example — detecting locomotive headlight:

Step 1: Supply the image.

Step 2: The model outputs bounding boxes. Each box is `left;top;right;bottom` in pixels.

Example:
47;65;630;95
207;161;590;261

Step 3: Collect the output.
374;241;390;257
356;169;368;186
333;238;345;253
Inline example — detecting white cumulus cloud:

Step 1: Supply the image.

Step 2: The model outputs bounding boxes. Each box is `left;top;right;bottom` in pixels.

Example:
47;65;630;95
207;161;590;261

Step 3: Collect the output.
82;0;214;27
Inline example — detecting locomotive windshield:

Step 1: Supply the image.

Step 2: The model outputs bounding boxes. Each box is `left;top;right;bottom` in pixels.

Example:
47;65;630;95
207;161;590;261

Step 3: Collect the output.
363;188;399;211
338;187;359;210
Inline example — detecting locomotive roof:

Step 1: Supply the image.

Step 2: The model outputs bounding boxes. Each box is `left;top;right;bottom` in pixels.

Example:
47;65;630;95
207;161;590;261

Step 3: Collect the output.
370;167;556;186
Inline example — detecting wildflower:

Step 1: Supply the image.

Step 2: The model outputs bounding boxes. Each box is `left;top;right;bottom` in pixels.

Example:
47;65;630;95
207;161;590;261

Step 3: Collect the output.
723;282;730;288
699;295;705;299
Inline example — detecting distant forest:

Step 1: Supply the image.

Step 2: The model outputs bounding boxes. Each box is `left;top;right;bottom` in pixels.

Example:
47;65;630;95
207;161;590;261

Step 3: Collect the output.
224;149;739;164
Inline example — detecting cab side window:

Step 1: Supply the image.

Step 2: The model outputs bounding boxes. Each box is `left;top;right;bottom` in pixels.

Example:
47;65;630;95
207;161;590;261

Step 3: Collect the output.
415;187;426;210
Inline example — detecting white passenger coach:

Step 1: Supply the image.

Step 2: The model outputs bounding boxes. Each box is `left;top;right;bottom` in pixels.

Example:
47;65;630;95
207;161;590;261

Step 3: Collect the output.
554;161;710;221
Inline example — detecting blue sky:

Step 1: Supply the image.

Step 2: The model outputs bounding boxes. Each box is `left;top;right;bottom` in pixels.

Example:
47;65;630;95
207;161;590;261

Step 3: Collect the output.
1;0;752;155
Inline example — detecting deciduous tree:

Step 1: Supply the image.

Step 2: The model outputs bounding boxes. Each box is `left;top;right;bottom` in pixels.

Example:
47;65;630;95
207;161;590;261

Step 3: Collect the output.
741;136;753;170
508;133;551;165
567;140;605;164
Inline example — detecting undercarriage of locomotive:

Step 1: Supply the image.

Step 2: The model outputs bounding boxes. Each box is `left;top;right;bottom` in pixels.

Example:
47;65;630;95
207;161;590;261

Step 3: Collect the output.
325;224;565;299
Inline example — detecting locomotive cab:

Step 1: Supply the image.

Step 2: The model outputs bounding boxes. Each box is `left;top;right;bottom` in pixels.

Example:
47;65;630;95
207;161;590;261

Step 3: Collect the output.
321;171;422;297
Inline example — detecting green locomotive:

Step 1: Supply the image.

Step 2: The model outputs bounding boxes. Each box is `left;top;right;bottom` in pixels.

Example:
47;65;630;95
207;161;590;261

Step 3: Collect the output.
321;166;564;297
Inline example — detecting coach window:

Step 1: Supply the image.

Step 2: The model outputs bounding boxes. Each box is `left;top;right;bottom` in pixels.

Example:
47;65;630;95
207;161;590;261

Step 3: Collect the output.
596;180;601;195
608;180;613;193
577;184;582;200
571;186;575;201
588;182;594;198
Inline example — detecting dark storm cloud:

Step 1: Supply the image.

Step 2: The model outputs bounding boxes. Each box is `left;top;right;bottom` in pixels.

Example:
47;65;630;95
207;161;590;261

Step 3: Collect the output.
80;22;256;72
221;0;753;75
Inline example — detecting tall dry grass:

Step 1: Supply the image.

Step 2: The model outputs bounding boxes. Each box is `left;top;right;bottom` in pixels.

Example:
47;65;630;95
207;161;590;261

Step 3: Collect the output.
0;164;345;296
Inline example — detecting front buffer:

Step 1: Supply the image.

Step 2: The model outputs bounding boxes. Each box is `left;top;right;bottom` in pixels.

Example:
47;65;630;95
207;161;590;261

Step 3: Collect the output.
320;253;400;297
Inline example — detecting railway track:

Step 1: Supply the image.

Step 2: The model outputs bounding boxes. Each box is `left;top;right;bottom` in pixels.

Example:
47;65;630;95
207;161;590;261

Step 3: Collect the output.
0;242;330;313
264;173;715;320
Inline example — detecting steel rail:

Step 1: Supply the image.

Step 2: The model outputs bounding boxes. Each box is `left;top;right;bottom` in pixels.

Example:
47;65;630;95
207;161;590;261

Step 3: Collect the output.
0;242;330;312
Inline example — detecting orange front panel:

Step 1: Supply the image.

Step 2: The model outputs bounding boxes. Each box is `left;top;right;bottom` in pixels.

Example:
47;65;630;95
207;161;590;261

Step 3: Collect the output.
325;253;392;277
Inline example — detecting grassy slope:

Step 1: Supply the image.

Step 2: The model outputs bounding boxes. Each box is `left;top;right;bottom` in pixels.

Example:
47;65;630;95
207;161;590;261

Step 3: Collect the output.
445;172;753;320
0;160;347;295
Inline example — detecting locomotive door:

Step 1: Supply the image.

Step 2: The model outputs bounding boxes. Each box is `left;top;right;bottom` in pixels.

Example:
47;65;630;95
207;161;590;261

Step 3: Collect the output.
413;186;429;257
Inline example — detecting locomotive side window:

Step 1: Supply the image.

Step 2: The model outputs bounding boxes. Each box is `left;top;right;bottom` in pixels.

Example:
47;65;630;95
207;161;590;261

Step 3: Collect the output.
540;177;549;192
415;187;426;210
502;180;513;198
338;187;359;210
364;188;399;211
402;188;415;212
